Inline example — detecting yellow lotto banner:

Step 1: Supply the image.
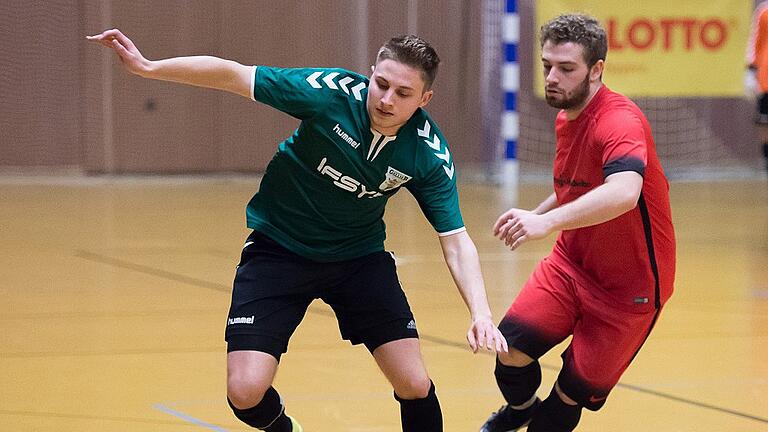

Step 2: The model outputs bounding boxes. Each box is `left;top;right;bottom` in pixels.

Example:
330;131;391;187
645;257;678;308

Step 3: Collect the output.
534;0;752;97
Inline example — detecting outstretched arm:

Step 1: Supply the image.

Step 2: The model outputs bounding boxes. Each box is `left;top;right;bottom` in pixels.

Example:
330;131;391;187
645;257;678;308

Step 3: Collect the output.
439;230;508;354
494;171;643;250
87;29;253;98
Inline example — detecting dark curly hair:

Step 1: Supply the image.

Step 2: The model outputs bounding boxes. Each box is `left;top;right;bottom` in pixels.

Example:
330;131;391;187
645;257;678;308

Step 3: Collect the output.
540;13;607;67
376;35;440;91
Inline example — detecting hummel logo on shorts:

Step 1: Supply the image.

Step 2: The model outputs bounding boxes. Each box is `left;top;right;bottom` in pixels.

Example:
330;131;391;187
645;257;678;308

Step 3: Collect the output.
228;316;255;325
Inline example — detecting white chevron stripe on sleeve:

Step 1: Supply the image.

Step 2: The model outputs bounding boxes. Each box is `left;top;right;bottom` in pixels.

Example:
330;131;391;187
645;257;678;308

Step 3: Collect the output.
443;163;455;179
322;72;340;89
434;147;451;163
424;135;441;151
338;76;354;94
417;120;431;137
351;82;366;101
306;71;323;89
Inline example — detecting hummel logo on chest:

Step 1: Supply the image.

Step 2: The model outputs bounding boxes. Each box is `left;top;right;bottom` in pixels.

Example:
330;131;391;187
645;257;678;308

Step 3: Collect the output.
332;123;361;149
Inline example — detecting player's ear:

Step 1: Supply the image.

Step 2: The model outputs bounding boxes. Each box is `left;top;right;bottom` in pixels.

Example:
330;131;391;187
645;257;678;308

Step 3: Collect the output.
590;59;604;82
419;89;433;107
370;64;375;74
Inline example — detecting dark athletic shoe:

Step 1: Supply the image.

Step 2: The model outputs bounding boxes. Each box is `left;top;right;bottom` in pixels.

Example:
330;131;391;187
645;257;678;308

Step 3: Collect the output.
479;398;541;432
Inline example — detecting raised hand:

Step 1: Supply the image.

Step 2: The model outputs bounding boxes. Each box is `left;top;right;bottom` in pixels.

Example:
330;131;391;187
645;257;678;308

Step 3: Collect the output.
86;29;150;76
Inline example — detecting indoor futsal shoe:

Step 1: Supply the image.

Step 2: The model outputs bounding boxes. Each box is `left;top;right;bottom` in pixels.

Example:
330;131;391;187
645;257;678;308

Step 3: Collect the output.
479;398;541;432
288;415;303;432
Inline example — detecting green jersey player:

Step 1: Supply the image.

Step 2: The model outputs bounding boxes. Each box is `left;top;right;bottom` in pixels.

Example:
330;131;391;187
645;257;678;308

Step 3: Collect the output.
88;28;507;432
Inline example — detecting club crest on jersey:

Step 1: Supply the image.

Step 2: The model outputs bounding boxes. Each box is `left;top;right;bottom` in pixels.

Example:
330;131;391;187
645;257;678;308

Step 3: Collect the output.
379;167;412;191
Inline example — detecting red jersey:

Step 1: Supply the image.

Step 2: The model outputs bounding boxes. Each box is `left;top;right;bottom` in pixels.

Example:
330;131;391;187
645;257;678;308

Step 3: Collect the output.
548;86;676;312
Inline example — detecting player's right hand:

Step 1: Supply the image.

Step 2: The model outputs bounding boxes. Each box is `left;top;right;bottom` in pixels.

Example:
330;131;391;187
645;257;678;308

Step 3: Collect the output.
86;29;150;76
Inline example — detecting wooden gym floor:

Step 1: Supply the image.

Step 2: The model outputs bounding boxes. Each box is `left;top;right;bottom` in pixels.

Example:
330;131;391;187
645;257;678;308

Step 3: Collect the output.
0;177;766;431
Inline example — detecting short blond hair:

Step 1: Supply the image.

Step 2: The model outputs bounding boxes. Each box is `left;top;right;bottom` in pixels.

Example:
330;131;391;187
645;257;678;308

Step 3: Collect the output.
376;35;440;90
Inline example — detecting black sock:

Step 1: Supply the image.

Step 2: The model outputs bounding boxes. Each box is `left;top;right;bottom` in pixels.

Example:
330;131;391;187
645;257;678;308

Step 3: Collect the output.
494;358;542;406
228;386;292;431
395;381;443;432
527;388;582;432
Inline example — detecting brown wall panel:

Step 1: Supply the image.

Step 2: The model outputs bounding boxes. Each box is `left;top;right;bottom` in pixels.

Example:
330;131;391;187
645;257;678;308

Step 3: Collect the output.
0;0;81;168
106;0;223;173
82;0;108;172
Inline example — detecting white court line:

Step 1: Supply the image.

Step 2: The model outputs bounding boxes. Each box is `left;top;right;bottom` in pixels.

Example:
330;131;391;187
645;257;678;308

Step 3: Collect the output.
153;404;228;432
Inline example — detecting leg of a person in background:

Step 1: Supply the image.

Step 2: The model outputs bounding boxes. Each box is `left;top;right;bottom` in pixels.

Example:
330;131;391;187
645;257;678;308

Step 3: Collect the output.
372;338;442;432
227;350;300;432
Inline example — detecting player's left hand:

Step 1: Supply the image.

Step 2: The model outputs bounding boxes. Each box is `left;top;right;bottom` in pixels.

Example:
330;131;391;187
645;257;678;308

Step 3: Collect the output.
86;29;150;77
467;316;508;353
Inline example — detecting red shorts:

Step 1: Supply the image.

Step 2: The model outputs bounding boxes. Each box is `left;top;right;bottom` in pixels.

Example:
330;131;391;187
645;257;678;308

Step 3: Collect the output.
499;257;661;410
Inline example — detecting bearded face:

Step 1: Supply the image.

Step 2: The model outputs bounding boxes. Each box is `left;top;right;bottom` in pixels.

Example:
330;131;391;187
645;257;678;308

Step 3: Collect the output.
545;71;591;110
541;40;600;112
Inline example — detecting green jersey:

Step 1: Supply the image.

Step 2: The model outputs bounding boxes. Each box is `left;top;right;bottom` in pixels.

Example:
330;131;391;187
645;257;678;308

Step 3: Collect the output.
246;66;464;262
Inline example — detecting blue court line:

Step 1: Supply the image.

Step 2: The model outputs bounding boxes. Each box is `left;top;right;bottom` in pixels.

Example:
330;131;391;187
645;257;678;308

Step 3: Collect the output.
152;404;229;432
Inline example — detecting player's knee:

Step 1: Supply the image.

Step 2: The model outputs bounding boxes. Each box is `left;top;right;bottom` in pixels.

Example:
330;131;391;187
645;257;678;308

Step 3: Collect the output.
393;375;432;399
227;376;271;409
494;357;542;406
497;346;534;367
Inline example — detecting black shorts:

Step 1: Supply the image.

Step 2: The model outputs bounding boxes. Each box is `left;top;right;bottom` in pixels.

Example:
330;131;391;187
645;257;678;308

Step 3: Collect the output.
225;231;418;360
756;93;768;124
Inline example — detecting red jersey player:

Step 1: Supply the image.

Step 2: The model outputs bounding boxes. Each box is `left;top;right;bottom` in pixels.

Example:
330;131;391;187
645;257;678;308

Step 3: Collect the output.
481;14;676;432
